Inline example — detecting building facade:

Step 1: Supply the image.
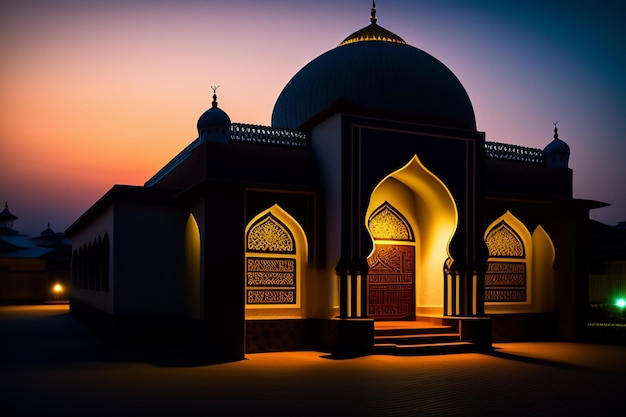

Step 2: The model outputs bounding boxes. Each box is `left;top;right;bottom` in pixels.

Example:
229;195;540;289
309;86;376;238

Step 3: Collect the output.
66;6;603;360
1;203;71;303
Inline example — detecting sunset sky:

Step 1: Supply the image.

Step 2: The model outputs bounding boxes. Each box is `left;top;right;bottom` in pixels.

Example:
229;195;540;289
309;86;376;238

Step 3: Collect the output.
1;0;624;237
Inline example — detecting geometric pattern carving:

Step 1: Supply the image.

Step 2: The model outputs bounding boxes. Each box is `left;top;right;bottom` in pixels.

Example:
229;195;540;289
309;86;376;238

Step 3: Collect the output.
246;214;295;253
246;258;295;287
485;221;524;258
485;261;526;302
246;211;299;306
247;290;295;304
368;201;414;241
367;244;415;319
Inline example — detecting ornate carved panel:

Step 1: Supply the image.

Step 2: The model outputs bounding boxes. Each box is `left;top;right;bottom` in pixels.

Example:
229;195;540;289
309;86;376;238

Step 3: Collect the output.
246;213;297;306
367;245;415;319
368;202;414;241
247;290;295;304
246;258;295;287
485;221;524;258
246;214;295;253
485;261;526;302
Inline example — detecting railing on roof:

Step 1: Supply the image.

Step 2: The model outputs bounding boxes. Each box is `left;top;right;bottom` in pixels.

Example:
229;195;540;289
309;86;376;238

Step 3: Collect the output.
230;123;309;148
485;141;544;165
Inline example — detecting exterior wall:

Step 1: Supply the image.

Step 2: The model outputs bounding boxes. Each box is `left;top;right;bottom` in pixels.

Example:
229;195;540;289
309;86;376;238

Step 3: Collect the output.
485;196;591;340
112;203;185;315
340;115;486;318
200;183;245;360
484;212;556;315
69;205;115;313
0;257;68;302
311;113;343;317
485;159;572;198
589;261;626;303
148;139;208;189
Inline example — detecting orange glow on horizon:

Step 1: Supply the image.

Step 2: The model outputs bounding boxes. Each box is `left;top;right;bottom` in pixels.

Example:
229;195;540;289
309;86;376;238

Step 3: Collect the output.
1;1;624;237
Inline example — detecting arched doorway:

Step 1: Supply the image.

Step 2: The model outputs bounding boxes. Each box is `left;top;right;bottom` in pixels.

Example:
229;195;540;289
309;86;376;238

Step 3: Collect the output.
367;202;416;320
365;155;457;320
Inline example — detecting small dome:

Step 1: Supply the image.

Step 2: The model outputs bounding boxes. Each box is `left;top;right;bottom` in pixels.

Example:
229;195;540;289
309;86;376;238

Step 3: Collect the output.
197;88;231;143
197;107;231;132
272;3;475;131
543;125;570;168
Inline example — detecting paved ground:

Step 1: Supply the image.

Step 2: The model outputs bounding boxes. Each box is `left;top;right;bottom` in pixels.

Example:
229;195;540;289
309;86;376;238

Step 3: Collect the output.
1;304;625;416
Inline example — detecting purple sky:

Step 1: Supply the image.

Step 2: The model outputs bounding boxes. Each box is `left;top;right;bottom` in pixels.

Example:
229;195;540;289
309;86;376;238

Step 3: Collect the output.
1;0;624;236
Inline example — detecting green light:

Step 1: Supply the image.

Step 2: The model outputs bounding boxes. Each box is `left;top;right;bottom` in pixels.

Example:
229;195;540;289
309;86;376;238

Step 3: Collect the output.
616;298;626;309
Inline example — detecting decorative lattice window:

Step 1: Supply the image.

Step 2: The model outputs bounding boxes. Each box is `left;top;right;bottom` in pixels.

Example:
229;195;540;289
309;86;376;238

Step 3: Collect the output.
246;213;296;305
368;202;414;242
246;214;295;253
485;221;527;302
485;221;524;258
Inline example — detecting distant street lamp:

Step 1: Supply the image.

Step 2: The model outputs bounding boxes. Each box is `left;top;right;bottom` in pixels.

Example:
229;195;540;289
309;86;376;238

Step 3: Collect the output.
53;283;64;300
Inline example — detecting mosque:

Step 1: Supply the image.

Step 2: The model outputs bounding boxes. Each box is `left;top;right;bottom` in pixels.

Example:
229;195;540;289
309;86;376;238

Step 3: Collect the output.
0;203;71;302
66;4;605;360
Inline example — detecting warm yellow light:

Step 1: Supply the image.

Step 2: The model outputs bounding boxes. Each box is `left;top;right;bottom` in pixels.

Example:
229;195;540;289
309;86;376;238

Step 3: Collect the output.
53;284;63;294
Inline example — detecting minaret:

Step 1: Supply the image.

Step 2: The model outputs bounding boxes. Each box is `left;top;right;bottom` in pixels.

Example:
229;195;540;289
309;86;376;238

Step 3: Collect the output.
196;86;232;144
543;122;570;168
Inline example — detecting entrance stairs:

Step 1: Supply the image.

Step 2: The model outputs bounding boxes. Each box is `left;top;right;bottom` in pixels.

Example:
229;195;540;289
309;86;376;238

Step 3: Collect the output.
374;318;477;355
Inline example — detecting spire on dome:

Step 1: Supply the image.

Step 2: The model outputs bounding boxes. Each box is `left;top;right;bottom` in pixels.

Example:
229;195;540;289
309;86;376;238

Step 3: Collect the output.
543;121;570;169
211;85;219;107
553;121;559;139
370;1;377;24
338;1;406;46
197;85;231;143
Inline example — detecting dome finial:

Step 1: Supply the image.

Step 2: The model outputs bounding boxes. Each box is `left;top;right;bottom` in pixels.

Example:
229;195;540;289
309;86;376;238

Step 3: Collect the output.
553;120;559;139
370;1;377;24
211;85;219;107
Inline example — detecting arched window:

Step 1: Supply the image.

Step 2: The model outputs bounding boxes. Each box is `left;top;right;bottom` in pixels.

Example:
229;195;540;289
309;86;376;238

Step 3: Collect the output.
484;220;527;302
102;233;110;292
71;249;78;288
244;205;308;319
245;213;297;305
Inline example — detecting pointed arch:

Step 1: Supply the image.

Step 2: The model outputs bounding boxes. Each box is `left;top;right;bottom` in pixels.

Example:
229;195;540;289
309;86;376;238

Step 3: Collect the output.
484;211;530;305
485;221;525;258
368;201;414;241
102;233;110;292
95;235;102;291
184;214;202;319
365;155;458;318
246;213;296;254
532;225;556;312
245;205;308;318
71;249;78;288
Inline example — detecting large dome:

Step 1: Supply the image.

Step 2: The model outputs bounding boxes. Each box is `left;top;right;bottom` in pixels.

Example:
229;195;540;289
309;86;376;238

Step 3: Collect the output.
271;17;475;131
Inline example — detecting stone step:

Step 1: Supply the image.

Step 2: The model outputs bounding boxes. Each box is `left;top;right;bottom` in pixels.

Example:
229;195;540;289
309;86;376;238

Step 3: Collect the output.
372;320;476;355
375;325;455;337
374;341;476;355
375;332;461;345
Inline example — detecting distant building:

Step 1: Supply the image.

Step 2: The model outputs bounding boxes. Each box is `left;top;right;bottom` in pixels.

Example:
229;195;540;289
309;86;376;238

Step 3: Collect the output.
0;202;71;302
66;4;606;359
